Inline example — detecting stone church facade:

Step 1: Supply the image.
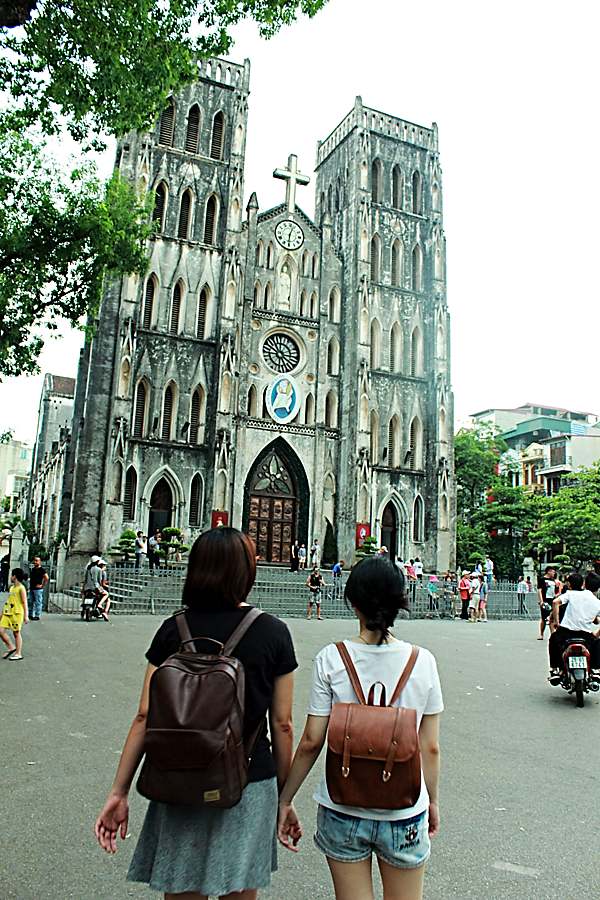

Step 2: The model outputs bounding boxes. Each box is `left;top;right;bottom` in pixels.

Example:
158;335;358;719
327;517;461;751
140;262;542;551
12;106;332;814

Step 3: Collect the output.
63;56;454;581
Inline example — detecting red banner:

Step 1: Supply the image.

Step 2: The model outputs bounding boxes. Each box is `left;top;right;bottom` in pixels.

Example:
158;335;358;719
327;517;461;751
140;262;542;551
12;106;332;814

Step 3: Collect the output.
211;510;228;529
355;523;370;548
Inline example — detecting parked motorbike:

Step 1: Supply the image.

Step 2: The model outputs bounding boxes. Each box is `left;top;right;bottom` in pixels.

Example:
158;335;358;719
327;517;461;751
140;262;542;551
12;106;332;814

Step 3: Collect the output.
80;590;102;622
550;637;600;707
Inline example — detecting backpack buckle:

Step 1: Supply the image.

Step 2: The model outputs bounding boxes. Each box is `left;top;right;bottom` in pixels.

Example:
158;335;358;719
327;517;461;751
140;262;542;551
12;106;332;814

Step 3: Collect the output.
382;770;391;782
342;766;350;778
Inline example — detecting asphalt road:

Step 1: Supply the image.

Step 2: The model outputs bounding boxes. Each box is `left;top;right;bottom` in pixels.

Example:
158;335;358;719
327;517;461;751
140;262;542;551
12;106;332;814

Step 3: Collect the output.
2;612;599;900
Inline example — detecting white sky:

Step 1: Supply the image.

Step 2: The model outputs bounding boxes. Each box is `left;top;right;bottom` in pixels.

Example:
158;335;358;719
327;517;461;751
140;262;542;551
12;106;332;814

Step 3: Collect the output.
2;0;599;443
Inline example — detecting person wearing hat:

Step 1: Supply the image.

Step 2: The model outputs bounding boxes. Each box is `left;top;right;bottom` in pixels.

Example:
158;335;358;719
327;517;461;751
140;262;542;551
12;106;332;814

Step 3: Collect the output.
468;572;480;621
427;574;440;614
82;555;104;616
96;560;111;621
458;570;472;620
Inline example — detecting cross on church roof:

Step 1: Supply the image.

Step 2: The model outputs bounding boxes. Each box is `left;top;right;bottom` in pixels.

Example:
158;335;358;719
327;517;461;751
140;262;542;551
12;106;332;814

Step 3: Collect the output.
273;154;310;213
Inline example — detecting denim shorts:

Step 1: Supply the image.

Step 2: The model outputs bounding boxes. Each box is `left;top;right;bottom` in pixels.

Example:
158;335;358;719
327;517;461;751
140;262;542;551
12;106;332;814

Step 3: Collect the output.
314;805;430;869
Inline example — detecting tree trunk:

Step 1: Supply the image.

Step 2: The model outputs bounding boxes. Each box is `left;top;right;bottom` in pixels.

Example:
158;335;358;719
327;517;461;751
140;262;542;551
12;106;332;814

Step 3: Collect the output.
0;0;38;27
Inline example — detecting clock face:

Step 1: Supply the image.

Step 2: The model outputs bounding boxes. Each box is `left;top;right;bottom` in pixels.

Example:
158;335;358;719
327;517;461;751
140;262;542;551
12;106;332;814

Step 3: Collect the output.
275;219;304;251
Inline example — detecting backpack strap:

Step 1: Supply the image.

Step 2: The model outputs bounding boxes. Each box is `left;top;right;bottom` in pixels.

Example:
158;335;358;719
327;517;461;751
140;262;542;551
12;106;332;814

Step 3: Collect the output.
223;607;264;656
336;641;367;705
389;645;420;706
174;609;196;651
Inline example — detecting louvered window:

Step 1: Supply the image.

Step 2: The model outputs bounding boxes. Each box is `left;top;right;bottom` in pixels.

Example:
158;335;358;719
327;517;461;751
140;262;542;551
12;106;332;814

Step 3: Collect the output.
190;389;202;443
142;279;154;329
133;382;146;437
204;196;217;244
123;467;137;520
197;288;208;338
152;183;166;230
162;386;174;441
159;101;175;147
170;284;181;335
178;191;192;239
189;474;202;526
392;241;402;286
388;420;396;467
185;105;200;153
392;166;403;208
210;112;224;159
412;171;422;215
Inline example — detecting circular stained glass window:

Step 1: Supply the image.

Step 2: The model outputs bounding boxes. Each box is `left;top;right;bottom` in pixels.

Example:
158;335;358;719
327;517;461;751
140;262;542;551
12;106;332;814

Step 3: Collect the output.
262;332;300;373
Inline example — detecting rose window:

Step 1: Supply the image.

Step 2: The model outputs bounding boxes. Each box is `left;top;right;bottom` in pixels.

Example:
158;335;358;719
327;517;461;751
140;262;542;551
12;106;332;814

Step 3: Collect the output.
262;333;300;373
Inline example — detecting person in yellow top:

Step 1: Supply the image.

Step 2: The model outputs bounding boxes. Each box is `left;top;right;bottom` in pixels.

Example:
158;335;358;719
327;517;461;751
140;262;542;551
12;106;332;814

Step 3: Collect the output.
0;567;29;660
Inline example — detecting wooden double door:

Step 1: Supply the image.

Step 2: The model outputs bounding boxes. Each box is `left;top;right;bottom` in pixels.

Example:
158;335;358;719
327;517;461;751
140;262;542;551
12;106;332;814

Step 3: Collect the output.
248;495;296;564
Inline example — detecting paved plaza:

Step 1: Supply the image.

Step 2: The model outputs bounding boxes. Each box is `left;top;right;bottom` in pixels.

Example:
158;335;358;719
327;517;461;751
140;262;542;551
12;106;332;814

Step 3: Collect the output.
2;612;600;899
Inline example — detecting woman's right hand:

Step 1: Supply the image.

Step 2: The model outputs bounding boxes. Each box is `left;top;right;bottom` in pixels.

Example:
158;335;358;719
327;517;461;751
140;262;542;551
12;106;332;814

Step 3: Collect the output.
428;802;440;837
277;801;303;852
94;791;129;854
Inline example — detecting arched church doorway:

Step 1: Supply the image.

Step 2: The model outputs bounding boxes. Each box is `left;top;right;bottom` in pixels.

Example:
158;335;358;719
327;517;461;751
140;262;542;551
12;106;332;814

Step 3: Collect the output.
381;502;398;559
243;439;309;564
149;478;173;534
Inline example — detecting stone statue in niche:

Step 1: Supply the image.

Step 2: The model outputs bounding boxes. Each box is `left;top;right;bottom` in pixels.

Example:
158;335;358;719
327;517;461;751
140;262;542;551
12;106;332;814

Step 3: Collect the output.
278;264;292;310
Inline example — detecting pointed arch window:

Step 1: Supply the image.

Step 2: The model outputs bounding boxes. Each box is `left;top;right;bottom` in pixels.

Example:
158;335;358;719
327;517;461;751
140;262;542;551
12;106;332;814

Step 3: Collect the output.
190;386;205;444
391;240;403;287
112;461;123;502
370;234;381;282
312;254;319;279
410;327;423;377
300;290;309;317
185;105;200;154
169;282;182;335
159;99;175;147
142;277;155;329
327;337;340;376
392;165;403;208
178;190;192;239
390;323;401;373
253;281;261;308
440;493;449;530
370;319;381;370
412;170;422;215
210;111;225;160
161;383;176;441
123;467;137;520
152;182;167;231
409;416;423;470
412;244;423;292
133;381;147;437
302;250;310;276
204;195;217;244
197;287;208;338
189;474;203;526
328;287;341;323
304;392;315;425
256;241;264;266
371;158;383;203
266;242;275;269
247;384;258;417
370;410;379;463
413;495;425;542
388;416;400;468
310;291;318;318
432;181;440;211
264;282;272;309
325;391;338;428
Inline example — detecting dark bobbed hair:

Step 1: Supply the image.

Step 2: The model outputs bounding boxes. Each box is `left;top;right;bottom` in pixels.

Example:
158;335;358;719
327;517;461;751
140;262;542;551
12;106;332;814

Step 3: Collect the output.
567;571;584;590
11;567;26;583
345;556;408;645
585;571;600;594
182;527;256;610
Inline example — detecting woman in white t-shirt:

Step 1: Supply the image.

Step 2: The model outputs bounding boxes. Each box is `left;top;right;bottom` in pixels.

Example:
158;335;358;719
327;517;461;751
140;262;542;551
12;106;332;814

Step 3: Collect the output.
277;557;443;900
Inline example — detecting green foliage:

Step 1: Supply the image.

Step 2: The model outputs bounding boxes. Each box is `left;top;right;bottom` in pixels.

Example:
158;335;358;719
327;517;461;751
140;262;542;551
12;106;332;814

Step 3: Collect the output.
0;125;151;378
112;528;137;560
355;535;379;559
454;425;506;521
530;463;600;567
0;429;13;444
456;521;488;570
1;496;10;513
28;541;49;561
160;527;189;565
1;0;328;141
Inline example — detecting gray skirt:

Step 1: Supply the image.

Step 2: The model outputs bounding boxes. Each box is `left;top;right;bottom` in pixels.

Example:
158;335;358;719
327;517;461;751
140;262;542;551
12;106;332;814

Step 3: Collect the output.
127;777;278;895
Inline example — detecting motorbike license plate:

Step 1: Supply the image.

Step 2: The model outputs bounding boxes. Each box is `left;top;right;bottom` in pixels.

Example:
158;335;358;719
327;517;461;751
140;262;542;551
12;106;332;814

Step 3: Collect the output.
568;656;587;669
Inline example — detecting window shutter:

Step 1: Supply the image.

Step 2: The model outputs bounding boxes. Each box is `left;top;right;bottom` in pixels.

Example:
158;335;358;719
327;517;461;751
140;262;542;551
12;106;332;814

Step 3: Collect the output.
142;279;154;329
190;390;201;443
210;112;224;159
178;191;191;239
152;183;166;229
204;196;216;244
388;420;395;467
185;105;200;153
170;284;181;335
162;386;173;441
159;102;175;147
189;474;201;526
123;468;137;520
197;289;207;337
133;383;146;437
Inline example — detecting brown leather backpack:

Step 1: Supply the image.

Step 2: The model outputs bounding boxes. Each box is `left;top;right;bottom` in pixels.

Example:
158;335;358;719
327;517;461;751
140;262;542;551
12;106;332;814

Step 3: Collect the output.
137;607;263;808
326;642;422;810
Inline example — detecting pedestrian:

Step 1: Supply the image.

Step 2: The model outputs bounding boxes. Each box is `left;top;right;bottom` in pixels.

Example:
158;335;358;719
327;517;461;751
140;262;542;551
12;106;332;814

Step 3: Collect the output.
484;555;494;587
310;539;321;569
0;568;29;660
458;570;472;620
427;575;439;614
298;543;307;570
0;554;9;592
331;559;344;598
468;572;479;621
443;571;457;617
477;575;488;622
413;557;424;582
148;529;161;576
517;575;528;614
29;555;48;620
134;531;146;570
526;576;533;592
96;560;111;621
82;555;104;616
94;526;298;896
278;556;443;900
290;540;300;573
406;559;417;603
377;545;388;558
537;565;560;640
306;566;325;620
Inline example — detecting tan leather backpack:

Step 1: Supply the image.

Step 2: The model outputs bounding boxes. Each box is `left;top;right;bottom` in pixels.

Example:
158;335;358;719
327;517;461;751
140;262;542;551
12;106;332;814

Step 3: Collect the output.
137;607;263;808
326;642;421;810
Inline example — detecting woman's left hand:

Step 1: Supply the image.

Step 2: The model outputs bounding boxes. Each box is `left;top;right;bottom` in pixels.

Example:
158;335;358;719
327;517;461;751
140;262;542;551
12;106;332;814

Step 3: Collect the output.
277;801;303;852
94;791;129;854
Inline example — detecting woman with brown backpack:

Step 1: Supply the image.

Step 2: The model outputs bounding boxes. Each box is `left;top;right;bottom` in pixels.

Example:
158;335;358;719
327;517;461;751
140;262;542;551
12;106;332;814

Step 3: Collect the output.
94;527;298;899
277;556;443;900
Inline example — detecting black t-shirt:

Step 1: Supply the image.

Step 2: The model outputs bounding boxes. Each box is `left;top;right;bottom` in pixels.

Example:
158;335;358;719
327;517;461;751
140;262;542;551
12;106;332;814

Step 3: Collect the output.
538;576;558;602
308;573;322;590
30;567;46;589
146;605;297;783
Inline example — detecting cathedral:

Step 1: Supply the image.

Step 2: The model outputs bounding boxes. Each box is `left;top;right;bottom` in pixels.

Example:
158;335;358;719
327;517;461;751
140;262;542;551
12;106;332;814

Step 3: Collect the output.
62;55;455;582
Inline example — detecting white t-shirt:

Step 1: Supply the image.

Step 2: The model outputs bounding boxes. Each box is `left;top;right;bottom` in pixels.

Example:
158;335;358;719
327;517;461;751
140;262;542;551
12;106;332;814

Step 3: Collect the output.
307;638;444;821
469;578;480;606
413;560;423;576
560;590;600;633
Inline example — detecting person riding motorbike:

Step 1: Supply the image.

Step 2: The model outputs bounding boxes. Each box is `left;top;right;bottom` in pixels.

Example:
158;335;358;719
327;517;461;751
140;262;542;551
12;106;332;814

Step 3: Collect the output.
548;571;600;682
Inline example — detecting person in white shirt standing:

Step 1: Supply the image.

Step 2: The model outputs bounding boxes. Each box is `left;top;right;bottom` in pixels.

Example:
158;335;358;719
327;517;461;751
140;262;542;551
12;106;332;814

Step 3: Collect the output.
277;556;443;900
413;557;424;582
